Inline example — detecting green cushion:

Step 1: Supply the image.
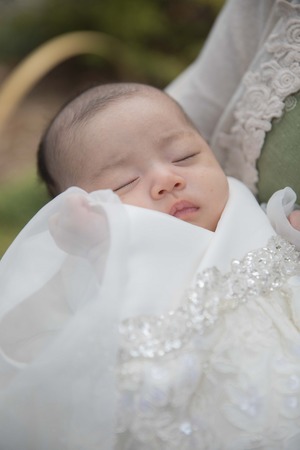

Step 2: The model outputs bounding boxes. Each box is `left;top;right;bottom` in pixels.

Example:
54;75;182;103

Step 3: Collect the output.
257;92;300;204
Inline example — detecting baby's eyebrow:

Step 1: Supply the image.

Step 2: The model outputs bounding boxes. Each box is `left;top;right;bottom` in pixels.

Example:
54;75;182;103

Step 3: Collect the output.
89;155;129;183
98;155;129;173
157;129;198;147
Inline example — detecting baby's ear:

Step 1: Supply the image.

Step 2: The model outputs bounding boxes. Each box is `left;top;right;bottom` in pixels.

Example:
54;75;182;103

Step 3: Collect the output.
289;210;300;231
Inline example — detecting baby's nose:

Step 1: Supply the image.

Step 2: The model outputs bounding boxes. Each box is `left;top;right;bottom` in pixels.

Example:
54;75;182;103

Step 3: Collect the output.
151;171;185;199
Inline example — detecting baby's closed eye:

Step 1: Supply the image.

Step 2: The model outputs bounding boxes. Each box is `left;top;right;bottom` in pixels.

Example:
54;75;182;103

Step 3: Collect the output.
114;177;139;192
173;152;199;164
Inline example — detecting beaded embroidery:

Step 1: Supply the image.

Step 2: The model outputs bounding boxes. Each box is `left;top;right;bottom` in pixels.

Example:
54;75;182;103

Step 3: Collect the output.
119;236;300;361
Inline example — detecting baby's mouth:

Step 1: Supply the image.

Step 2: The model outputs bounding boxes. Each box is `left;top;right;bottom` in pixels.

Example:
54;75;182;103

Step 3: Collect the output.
169;201;199;219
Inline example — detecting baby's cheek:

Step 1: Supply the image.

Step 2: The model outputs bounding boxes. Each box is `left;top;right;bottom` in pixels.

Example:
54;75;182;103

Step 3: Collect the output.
118;191;144;209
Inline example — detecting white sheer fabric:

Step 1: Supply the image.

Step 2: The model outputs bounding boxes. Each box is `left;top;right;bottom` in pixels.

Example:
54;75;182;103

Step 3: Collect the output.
0;186;212;449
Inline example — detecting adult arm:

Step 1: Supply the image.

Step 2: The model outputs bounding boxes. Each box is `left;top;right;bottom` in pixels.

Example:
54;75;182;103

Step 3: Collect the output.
166;0;275;142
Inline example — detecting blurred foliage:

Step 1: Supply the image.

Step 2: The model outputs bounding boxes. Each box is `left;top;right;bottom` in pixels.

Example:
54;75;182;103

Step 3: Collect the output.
0;171;48;256
0;0;224;85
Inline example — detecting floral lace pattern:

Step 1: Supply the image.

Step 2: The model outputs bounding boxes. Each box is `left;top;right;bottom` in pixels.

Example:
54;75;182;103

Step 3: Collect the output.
116;237;300;449
218;0;300;194
284;93;298;111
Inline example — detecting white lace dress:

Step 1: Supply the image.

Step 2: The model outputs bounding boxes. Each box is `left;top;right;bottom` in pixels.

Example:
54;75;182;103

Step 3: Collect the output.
0;178;300;449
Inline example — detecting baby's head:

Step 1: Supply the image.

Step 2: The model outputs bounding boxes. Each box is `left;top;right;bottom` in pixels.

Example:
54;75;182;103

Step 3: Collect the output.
38;83;228;231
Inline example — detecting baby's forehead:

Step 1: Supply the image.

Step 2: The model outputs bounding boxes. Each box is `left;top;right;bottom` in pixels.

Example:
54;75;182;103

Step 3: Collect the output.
85;94;192;142
86;90;188;131
68;87;196;159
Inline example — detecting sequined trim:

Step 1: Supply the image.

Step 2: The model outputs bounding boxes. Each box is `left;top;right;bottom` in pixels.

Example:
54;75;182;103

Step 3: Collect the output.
119;236;300;360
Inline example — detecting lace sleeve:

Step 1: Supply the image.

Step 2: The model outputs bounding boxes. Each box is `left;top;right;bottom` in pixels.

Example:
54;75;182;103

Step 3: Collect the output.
166;0;275;142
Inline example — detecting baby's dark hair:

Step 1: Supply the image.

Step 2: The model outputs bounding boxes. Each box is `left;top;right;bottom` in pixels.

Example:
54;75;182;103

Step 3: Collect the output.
37;82;196;197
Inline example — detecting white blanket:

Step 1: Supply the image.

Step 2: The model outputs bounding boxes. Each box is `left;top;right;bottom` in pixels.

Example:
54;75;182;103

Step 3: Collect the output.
0;178;300;449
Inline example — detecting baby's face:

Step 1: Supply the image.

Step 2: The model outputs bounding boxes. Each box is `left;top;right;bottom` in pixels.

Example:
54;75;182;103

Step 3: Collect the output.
76;93;229;231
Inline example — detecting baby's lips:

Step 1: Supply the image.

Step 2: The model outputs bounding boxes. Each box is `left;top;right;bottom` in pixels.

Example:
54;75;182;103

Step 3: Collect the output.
169;200;198;216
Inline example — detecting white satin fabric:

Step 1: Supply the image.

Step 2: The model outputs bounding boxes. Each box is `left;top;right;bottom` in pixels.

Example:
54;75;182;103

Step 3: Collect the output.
0;177;299;449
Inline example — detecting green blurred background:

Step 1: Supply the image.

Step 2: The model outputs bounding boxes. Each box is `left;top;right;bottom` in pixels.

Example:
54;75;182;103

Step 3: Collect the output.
0;0;224;256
